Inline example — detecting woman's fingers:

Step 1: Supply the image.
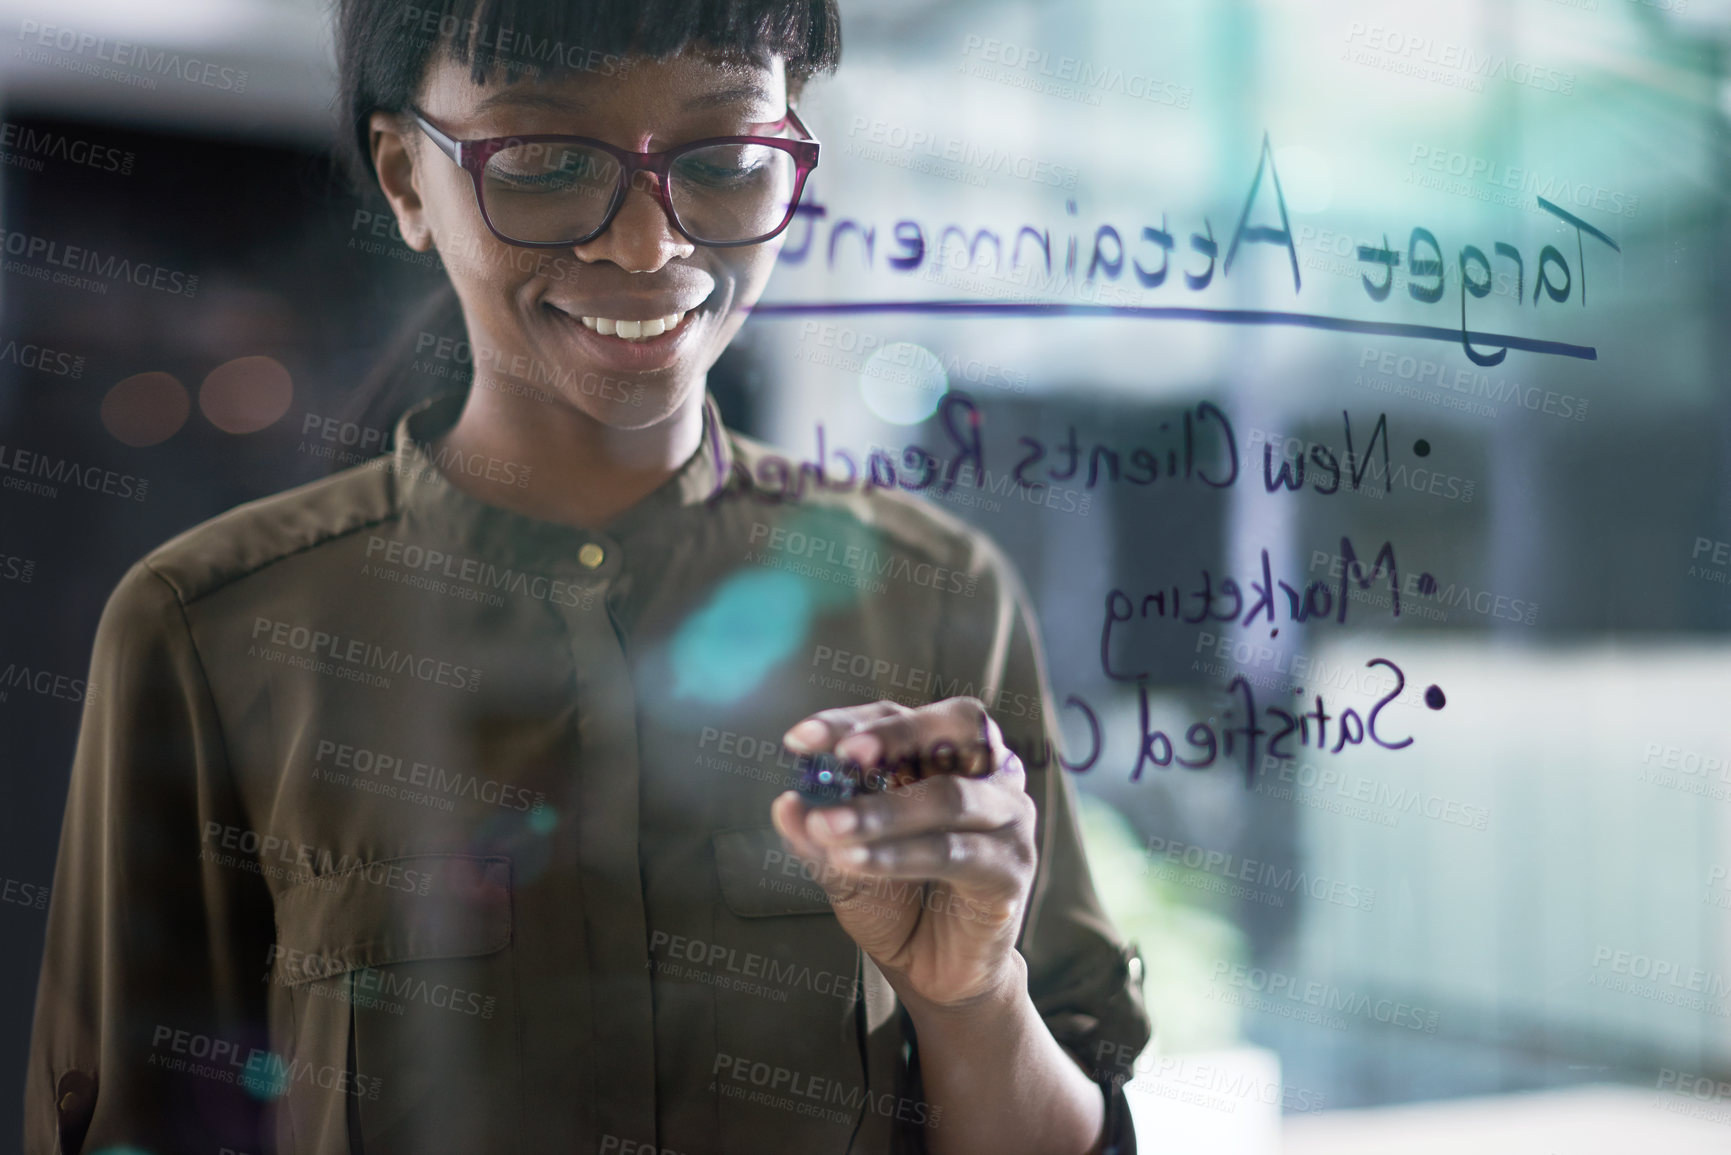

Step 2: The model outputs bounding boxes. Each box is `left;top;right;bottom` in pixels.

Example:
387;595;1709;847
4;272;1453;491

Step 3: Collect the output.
840;697;996;778
770;790;828;868
784;697;1004;782
774;697;1036;921
805;767;1032;847
770;791;877;894
772;790;1027;923
822;830;1030;917
777;773;1036;895
783;701;905;758
771;791;900;910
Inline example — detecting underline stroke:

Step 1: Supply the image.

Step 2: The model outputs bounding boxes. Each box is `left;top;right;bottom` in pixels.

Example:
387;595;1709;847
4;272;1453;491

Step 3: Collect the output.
747;300;1597;361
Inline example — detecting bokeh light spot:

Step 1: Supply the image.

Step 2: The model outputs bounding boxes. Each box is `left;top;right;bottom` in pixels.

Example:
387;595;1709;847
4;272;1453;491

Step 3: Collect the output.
239;1053;289;1101
861;342;947;425
670;570;813;703
101;372;188;447
200;355;293;434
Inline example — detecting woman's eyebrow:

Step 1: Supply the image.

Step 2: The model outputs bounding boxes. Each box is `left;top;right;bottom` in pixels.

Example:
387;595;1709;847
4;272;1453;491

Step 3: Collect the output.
474;89;585;114
683;85;776;111
468;86;771;117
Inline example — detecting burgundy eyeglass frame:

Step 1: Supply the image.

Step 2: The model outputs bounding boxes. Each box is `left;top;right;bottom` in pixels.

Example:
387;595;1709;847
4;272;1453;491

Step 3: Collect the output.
408;104;821;249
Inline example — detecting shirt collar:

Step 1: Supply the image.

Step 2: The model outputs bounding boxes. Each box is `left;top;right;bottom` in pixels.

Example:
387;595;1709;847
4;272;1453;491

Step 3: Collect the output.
387;389;738;567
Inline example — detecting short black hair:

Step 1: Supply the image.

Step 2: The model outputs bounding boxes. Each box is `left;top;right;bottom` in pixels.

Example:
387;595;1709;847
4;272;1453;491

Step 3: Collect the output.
335;0;841;191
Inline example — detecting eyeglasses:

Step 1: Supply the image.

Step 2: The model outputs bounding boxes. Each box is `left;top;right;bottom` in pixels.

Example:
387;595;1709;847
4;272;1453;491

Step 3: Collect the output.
408;104;820;249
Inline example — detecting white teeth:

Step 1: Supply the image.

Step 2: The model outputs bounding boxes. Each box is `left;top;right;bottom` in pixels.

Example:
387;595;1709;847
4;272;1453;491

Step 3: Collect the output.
576;310;688;341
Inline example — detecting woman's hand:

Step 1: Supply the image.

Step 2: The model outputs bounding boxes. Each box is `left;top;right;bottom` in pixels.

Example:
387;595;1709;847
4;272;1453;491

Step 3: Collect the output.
769;697;1038;1009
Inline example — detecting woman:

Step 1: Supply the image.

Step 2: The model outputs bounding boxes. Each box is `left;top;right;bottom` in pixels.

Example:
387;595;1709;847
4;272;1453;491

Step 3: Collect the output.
26;1;1149;1152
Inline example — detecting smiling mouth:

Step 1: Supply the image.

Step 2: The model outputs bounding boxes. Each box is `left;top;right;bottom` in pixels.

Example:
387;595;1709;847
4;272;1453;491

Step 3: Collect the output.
575;310;690;341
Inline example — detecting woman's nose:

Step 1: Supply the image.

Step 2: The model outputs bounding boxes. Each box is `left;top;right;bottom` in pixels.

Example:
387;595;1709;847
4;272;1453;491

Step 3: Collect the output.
574;171;695;273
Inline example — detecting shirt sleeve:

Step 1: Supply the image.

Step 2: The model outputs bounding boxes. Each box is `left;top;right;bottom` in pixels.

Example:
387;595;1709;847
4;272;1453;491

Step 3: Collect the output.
25;561;275;1154
913;542;1154;1153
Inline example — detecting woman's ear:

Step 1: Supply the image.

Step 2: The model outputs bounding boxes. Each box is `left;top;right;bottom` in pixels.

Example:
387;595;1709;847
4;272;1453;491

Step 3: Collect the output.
368;110;434;253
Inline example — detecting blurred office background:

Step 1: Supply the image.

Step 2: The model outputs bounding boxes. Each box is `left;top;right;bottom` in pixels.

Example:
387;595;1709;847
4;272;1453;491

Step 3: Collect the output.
2;0;1729;1150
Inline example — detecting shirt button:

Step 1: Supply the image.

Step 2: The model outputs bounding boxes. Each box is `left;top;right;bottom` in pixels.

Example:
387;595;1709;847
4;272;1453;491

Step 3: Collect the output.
56;1068;95;1122
578;543;605;569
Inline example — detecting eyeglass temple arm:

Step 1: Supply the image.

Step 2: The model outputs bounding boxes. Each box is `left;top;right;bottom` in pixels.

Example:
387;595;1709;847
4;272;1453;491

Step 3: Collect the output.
784;106;816;142
409;107;462;165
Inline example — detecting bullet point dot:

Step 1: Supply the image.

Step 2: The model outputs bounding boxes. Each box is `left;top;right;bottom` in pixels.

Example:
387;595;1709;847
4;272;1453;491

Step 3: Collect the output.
1414;439;1431;457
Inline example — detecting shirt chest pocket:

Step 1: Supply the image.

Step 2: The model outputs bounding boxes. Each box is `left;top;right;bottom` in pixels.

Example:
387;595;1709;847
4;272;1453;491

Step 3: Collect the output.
712;826;841;917
269;854;522;1155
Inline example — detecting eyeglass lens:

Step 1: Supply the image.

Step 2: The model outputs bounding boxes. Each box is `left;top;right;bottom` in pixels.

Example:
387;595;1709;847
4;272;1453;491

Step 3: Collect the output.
479;140;799;245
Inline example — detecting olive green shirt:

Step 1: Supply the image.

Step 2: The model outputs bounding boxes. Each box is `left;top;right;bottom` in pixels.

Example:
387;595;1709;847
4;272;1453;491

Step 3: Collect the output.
25;390;1149;1154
